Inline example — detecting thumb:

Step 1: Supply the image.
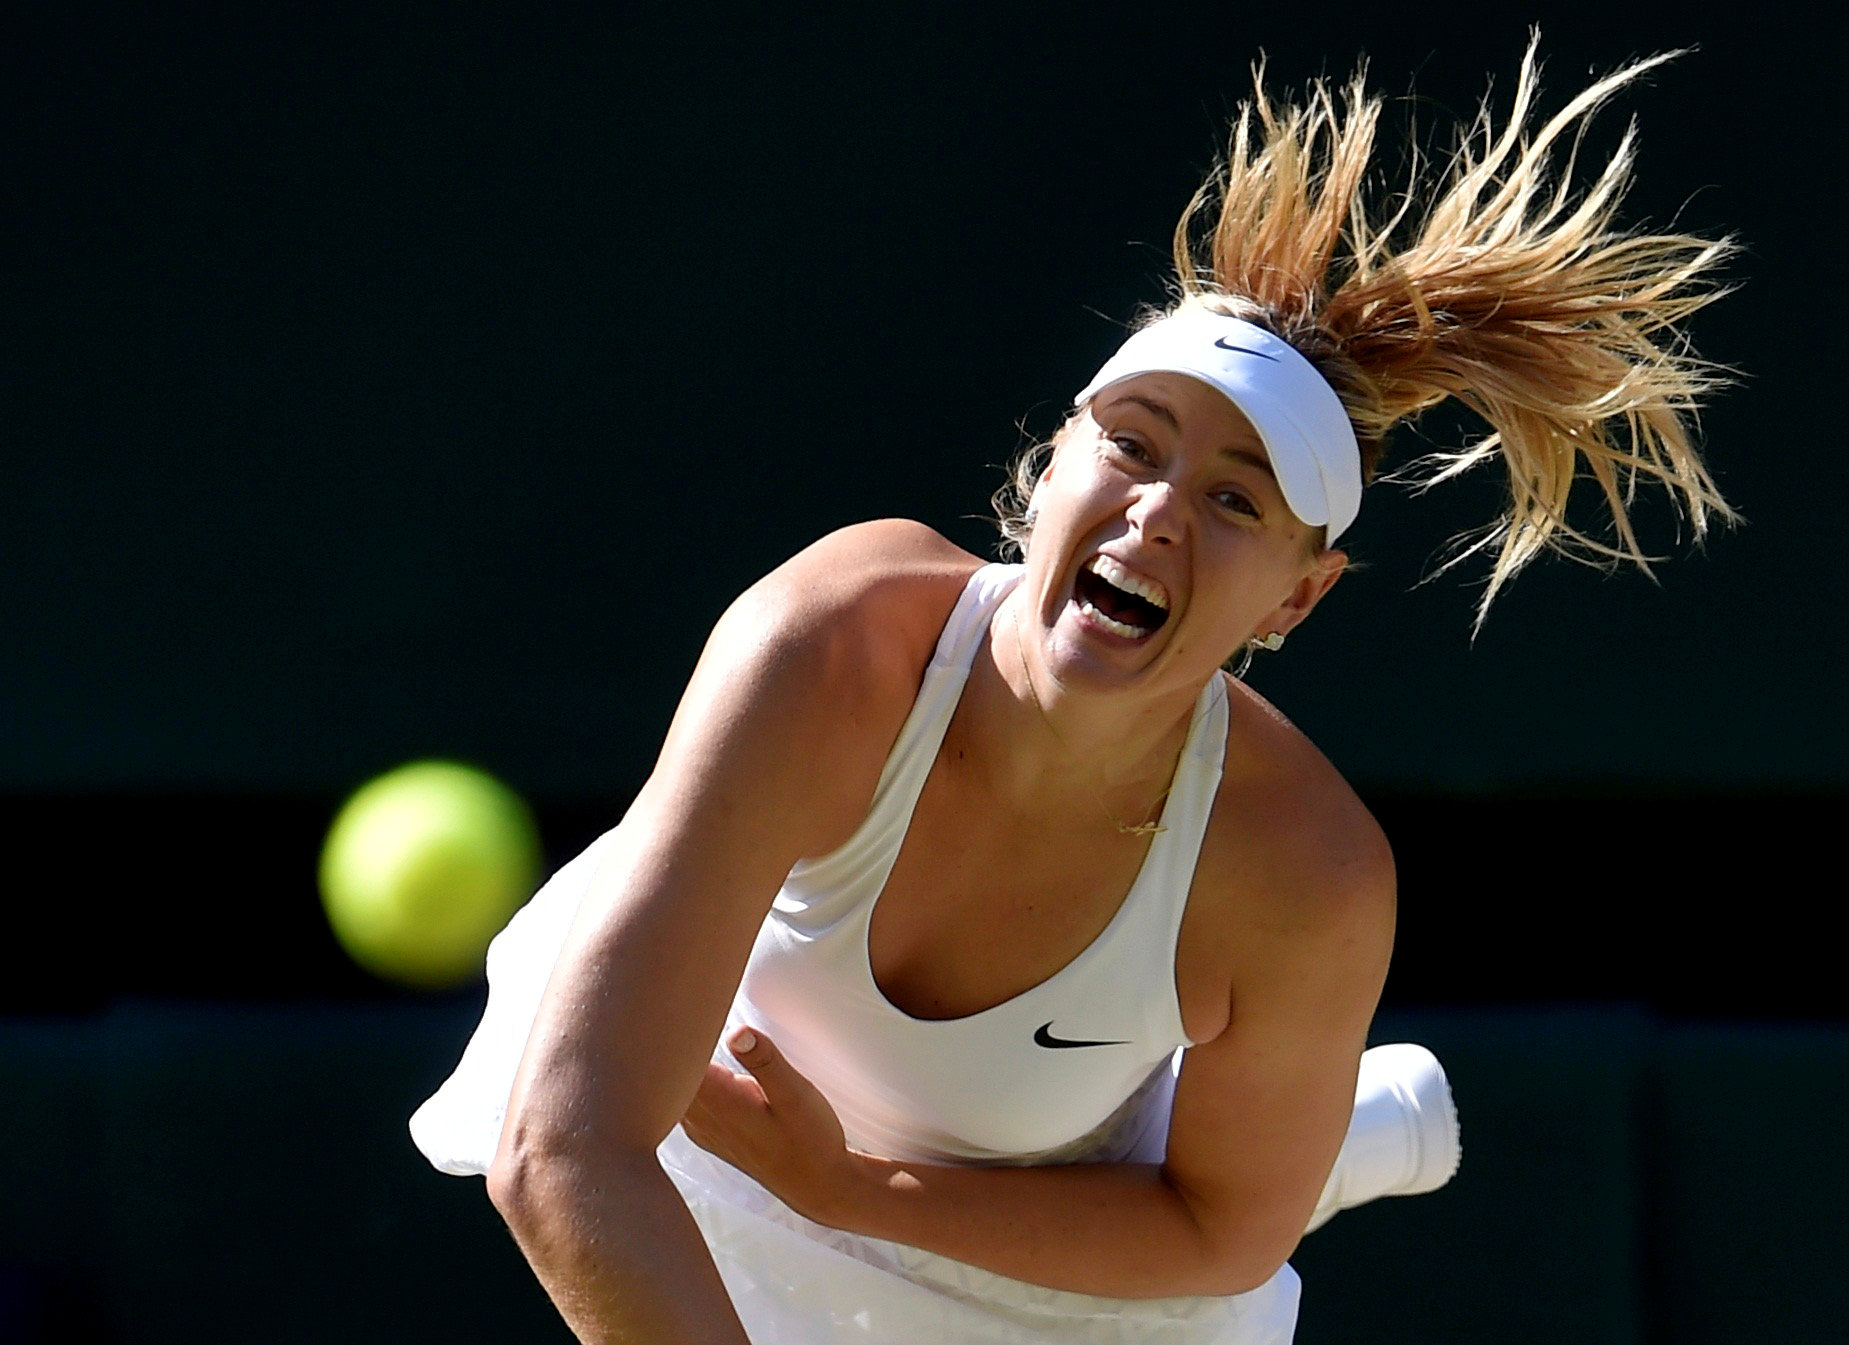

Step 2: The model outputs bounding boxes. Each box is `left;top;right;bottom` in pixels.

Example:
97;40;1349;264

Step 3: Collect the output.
727;1026;798;1097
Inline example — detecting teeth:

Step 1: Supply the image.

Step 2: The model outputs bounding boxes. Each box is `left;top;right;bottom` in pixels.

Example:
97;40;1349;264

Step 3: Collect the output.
1085;555;1169;610
1078;599;1150;640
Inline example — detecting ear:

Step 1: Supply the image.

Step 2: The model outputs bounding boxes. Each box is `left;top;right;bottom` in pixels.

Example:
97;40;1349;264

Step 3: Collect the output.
1024;448;1062;520
1024;468;1050;520
1026;414;1087;522
1257;548;1346;640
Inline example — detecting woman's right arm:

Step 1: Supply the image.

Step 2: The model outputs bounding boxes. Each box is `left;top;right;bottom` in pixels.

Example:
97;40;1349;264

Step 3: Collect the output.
484;521;969;1343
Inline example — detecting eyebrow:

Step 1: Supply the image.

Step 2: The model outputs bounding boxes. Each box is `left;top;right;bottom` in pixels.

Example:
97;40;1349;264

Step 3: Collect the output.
1112;392;1180;432
1220;446;1278;483
1108;392;1278;483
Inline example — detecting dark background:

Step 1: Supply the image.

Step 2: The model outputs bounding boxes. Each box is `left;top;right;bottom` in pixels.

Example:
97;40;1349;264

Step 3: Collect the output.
3;2;1839;1017
3;5;1845;1343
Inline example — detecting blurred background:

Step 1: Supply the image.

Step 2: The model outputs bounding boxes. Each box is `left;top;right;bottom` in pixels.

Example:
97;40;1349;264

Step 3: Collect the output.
3;2;1842;1342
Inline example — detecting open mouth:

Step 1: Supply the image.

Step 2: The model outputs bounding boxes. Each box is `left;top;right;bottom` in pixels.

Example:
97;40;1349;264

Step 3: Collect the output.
1073;555;1170;640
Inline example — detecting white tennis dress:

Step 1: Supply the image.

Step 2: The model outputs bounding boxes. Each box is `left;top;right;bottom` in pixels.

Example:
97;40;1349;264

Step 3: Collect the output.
411;564;1459;1344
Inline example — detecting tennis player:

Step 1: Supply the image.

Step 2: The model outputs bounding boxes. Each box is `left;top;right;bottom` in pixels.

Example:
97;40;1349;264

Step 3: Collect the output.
412;42;1731;1345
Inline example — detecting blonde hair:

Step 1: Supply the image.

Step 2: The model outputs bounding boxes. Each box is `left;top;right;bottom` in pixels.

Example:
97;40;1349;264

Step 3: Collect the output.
999;39;1736;626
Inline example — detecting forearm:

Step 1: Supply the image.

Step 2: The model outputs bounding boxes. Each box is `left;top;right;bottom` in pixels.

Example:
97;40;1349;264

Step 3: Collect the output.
824;1155;1286;1299
492;1148;750;1345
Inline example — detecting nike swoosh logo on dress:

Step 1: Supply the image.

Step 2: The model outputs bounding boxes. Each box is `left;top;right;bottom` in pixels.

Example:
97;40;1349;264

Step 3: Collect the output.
1034;1022;1131;1049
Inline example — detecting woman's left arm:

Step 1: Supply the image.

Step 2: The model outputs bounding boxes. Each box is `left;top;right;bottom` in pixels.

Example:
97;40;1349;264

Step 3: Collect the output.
682;822;1395;1299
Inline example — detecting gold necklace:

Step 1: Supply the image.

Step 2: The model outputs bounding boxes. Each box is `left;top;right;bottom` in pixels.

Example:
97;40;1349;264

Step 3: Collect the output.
1009;610;1169;838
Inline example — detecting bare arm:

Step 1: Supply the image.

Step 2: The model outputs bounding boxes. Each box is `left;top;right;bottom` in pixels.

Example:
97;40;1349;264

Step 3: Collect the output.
486;523;973;1341
685;805;1395;1299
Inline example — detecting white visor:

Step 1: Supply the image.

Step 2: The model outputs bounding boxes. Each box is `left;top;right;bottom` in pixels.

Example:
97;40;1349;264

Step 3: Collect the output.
1075;310;1362;543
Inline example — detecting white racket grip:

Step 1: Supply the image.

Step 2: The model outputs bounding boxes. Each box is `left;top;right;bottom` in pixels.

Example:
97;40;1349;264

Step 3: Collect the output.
1305;1042;1461;1234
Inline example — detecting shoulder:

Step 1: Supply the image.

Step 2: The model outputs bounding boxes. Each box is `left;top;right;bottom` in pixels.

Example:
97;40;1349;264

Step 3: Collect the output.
1187;677;1396;1014
712;520;983;695
659;521;984;855
729;519;982;644
1216;675;1394;908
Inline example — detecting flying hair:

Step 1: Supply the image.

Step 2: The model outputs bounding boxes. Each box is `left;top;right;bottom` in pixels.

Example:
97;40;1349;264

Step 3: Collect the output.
1167;37;1738;625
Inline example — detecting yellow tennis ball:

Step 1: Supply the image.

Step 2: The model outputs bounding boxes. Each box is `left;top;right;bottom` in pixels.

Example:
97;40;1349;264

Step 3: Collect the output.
319;761;541;989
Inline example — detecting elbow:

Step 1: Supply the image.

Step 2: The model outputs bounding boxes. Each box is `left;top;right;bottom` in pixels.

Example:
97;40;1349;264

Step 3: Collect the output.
486;1117;664;1252
487;1142;619;1287
486;1073;680;1250
486;1166;575;1293
1178;1231;1296;1298
1199;1242;1296;1298
486;1124;565;1244
1127;1237;1289;1299
485;1144;538;1231
485;1096;552;1227
1167;1188;1302;1298
484;1115;601;1246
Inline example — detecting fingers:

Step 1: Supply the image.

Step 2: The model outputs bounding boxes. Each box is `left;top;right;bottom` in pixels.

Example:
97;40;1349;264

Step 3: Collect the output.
727;1026;779;1072
683;1033;782;1159
693;1058;750;1107
729;1026;813;1105
683;1060;755;1153
687;1026;808;1133
686;1060;756;1123
684;1028;781;1128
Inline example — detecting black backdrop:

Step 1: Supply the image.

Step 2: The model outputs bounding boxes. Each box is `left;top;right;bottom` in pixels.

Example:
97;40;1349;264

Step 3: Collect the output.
4;3;1843;1014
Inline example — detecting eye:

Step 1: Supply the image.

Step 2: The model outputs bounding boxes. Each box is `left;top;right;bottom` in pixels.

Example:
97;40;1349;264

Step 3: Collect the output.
1109;435;1155;466
1212;488;1261;520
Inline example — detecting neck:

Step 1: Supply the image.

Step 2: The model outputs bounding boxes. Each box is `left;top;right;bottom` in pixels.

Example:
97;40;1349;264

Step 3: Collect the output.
956;590;1200;829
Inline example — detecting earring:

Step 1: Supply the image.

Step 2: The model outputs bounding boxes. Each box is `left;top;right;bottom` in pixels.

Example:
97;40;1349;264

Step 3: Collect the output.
1231;631;1284;681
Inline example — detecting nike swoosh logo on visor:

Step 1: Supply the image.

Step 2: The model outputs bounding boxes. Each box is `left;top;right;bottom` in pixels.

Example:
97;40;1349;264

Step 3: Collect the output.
1034;1022;1131;1050
1213;336;1280;360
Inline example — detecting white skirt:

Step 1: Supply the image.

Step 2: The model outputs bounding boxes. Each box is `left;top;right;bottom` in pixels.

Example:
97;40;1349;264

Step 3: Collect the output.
655;1125;1299;1344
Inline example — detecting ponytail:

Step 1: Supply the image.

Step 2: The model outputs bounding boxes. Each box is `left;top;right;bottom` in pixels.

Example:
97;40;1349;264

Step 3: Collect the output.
1168;38;1736;624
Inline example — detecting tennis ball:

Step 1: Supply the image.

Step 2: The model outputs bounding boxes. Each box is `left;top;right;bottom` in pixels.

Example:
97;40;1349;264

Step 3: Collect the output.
319;760;541;989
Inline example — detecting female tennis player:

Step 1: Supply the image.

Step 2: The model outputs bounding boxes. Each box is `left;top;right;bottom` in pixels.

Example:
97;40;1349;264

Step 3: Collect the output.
412;43;1731;1345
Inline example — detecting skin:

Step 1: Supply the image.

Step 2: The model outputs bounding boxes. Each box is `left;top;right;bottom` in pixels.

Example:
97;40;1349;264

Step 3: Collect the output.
489;373;1396;1340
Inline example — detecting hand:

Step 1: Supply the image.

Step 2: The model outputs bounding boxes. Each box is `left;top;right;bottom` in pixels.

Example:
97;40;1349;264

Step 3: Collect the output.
682;1027;864;1227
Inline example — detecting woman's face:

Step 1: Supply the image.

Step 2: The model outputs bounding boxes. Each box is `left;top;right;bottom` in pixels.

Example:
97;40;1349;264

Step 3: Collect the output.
1021;372;1346;696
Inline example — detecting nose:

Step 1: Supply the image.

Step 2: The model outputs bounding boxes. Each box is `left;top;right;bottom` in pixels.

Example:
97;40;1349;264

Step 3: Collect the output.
1125;479;1183;545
